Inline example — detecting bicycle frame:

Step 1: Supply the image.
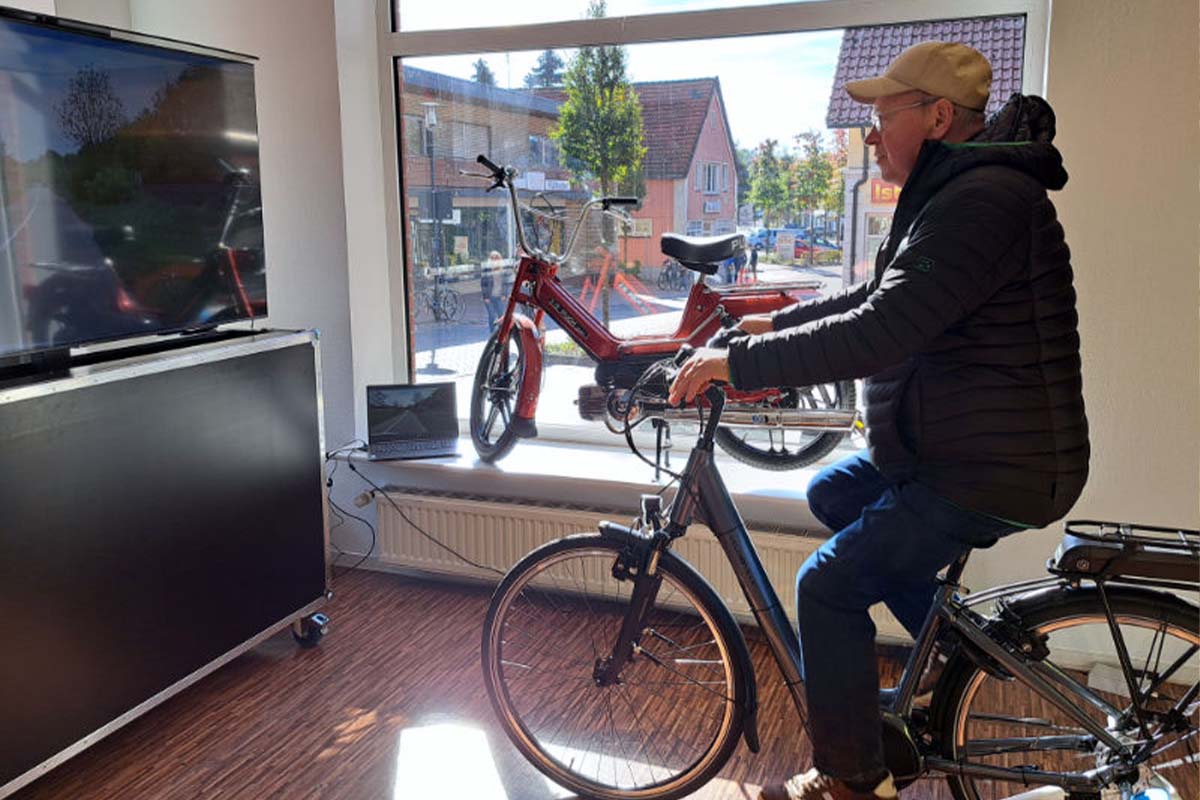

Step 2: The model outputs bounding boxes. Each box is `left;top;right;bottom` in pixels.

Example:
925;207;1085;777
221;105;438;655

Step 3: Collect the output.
600;388;1194;794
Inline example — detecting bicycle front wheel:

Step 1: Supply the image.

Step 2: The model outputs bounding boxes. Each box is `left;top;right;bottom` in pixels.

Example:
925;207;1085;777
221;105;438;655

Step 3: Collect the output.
933;586;1200;800
482;533;745;800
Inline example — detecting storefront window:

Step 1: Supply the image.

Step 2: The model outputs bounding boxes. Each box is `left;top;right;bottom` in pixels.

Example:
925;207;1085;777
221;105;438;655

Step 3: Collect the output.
394;11;1027;451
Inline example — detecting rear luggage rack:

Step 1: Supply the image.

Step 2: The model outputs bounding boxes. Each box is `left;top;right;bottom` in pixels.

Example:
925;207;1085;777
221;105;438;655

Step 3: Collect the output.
1063;520;1200;554
1050;520;1198;589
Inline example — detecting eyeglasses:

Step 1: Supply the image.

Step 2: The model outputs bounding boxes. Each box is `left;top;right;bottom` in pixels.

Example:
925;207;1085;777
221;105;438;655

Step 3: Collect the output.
869;97;940;132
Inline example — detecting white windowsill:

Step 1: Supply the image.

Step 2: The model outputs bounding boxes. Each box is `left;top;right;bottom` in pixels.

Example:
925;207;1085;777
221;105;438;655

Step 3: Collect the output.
342;435;838;537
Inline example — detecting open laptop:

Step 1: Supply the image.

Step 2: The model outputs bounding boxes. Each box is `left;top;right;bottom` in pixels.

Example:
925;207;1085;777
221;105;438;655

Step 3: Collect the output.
366;382;459;460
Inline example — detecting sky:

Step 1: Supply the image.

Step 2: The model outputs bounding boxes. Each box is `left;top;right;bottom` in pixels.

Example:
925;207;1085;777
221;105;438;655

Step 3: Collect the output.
402;0;848;153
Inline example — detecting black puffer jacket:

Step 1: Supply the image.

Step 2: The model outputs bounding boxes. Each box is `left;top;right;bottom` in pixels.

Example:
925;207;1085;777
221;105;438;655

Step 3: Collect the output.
727;95;1088;527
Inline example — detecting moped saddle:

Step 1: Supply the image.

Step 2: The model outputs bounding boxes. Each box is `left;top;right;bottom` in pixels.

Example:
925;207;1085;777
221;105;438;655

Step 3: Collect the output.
661;233;745;274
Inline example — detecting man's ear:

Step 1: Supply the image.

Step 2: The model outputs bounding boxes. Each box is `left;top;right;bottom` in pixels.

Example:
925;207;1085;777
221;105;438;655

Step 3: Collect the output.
929;98;955;140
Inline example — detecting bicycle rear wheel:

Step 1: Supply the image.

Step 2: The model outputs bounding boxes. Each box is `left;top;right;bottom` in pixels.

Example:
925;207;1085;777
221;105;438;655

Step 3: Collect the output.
932;586;1200;800
482;533;745;800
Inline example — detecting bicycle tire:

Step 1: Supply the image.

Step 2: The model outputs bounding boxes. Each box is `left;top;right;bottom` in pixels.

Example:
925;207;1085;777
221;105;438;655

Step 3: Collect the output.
441;287;462;321
470;327;526;463
482;533;746;800
714;380;856;471
413;288;432;322
931;585;1200;800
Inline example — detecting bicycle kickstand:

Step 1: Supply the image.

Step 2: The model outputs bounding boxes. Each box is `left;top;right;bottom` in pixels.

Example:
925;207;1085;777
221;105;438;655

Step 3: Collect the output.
652;419;672;481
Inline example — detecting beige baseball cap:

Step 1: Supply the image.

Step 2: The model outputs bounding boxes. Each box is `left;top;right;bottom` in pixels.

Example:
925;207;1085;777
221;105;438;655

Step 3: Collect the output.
845;41;992;111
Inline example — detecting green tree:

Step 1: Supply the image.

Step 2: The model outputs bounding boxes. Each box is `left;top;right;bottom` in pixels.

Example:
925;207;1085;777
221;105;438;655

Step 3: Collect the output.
551;0;646;326
748;139;787;229
734;145;753;209
472;58;496;86
822;129;848;245
523;49;565;88
790;131;833;264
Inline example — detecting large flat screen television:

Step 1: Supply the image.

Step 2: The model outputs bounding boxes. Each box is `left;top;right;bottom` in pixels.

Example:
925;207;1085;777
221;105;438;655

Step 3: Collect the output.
0;8;265;364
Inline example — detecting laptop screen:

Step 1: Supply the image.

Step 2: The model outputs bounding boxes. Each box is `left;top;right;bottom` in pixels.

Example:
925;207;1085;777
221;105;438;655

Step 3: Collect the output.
367;383;459;444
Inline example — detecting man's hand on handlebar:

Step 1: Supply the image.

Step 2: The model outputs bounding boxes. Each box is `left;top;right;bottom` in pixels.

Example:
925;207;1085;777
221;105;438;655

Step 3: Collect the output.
668;347;731;406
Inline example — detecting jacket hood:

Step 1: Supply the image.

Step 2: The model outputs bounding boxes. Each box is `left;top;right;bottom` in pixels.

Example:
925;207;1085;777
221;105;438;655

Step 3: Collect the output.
903;94;1068;204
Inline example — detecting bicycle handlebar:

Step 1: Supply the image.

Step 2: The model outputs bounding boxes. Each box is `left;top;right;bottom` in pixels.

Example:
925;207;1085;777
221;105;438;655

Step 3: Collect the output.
465;153;637;265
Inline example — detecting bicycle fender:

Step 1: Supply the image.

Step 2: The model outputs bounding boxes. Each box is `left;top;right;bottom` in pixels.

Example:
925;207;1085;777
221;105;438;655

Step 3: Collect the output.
509;312;542;431
597;522;762;753
1000;582;1199;625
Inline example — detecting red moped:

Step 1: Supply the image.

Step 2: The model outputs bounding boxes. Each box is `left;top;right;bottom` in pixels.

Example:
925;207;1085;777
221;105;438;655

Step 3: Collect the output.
464;155;858;470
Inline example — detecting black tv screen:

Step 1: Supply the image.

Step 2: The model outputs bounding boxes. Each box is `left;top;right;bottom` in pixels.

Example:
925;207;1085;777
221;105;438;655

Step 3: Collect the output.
0;11;265;361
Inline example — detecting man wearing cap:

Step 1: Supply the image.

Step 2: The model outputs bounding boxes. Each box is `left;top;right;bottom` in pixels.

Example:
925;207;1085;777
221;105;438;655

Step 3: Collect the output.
670;42;1088;799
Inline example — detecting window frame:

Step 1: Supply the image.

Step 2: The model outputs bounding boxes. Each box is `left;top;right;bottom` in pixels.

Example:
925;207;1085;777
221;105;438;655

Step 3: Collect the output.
373;0;1049;386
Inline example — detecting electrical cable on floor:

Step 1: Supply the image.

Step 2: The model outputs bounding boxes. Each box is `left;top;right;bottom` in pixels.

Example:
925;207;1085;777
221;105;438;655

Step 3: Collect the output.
324;439;503;577
345;459;504;576
324;442;376;577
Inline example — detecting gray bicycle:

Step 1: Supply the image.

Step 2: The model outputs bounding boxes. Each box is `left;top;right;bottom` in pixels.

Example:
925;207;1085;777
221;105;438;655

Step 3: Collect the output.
481;354;1198;800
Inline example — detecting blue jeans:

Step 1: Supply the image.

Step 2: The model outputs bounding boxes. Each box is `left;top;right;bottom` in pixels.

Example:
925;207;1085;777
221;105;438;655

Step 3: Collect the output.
797;452;1018;788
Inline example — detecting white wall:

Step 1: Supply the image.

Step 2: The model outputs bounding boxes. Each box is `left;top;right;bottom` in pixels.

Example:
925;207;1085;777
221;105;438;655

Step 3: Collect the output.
334;0;408;444
966;0;1200;589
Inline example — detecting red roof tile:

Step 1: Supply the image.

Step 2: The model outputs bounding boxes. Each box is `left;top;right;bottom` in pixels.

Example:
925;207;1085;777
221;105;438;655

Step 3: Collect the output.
534;78;731;180
826;16;1027;128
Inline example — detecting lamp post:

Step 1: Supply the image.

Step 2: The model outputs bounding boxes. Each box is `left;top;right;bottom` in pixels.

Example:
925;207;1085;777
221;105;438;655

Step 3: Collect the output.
421;102;441;274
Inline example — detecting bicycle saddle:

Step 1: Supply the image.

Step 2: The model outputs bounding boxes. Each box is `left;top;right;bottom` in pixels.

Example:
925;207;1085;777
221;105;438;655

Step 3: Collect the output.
661;233;745;275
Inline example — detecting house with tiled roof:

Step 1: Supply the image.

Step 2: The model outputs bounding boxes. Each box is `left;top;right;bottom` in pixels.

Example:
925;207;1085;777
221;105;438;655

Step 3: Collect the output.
826;16;1027;283
535;77;738;269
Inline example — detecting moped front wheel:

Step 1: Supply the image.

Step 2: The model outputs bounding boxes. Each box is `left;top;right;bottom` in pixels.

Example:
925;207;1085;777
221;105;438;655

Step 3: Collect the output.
470;327;526;462
714;380;856;471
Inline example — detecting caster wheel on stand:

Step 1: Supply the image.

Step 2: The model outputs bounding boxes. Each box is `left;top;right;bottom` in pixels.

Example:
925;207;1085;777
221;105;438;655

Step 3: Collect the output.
292;612;330;648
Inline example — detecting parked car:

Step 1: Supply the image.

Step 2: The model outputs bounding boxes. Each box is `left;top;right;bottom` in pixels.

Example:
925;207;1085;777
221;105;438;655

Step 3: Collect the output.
746;228;777;251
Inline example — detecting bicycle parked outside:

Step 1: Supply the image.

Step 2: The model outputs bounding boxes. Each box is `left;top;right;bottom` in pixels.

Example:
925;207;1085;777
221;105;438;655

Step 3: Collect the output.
413;272;462;323
656;258;693;292
481;358;1199;800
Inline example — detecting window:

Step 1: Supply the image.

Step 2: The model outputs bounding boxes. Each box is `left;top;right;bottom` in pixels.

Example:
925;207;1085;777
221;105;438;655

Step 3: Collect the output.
383;2;1039;453
452;121;491;159
528;134;560;167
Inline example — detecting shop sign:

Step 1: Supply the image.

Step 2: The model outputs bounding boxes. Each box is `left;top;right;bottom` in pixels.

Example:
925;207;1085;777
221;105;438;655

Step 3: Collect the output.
628;219;652;238
870;179;901;205
775;230;796;260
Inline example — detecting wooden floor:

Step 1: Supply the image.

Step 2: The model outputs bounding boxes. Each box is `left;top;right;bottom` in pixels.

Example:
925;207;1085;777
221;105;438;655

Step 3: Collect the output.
9;569;1190;800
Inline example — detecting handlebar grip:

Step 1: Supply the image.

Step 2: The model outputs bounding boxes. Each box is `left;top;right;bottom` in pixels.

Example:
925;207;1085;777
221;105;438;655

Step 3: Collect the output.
673;344;694;367
476;154;502;173
603;197;640;208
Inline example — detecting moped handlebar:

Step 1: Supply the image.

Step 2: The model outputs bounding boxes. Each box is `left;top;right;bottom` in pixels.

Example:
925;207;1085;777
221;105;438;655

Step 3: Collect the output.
463;153;637;265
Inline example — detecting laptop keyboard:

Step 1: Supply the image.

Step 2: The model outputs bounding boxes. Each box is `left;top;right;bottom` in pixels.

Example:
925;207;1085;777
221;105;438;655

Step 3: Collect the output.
371;439;457;459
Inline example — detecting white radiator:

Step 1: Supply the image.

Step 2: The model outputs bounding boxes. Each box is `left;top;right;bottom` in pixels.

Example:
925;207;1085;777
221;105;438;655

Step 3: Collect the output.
370;491;911;640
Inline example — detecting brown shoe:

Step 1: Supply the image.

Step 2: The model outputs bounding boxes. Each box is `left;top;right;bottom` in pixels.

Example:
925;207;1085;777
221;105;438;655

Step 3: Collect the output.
758;768;898;800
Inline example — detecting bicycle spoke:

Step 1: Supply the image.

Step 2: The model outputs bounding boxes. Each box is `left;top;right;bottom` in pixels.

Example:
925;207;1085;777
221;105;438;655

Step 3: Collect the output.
482;404;500;439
